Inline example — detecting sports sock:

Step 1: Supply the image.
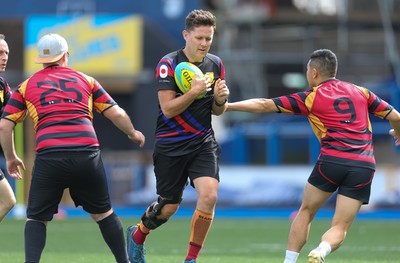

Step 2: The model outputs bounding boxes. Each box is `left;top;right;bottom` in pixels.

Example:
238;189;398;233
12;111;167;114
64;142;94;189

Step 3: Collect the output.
318;241;332;257
283;250;299;263
185;242;202;261
24;220;47;263
184;209;213;260
97;212;129;263
134;223;150;245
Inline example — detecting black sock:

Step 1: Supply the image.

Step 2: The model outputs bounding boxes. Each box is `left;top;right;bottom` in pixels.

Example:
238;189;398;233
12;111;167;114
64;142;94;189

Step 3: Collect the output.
97;212;129;263
25;220;46;263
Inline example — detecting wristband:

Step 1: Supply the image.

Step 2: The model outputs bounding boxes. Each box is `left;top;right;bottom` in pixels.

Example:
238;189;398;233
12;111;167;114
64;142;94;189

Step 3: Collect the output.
214;99;227;107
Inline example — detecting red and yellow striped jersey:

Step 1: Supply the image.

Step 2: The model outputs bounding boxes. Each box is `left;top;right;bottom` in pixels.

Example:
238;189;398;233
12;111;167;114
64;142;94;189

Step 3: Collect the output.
272;79;393;169
1;65;117;153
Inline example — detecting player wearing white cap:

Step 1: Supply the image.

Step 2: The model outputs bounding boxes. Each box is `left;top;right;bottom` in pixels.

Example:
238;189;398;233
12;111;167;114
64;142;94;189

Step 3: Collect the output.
0;33;145;262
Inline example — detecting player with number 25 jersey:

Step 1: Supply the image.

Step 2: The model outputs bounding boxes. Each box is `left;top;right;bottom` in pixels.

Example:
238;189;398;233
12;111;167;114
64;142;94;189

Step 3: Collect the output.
2;66;116;153
0;33;144;263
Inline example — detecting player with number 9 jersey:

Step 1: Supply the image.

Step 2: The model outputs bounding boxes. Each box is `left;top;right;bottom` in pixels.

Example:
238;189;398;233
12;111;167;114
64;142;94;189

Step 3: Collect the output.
227;49;400;263
272;79;393;169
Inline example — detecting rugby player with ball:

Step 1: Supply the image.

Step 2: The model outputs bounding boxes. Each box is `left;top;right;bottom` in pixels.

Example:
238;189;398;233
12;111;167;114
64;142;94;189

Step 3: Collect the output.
126;9;229;263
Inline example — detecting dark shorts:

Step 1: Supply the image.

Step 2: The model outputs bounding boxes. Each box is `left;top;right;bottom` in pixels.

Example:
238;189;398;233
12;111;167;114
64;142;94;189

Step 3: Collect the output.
0;169;4;181
27;150;111;221
308;161;375;204
153;139;221;200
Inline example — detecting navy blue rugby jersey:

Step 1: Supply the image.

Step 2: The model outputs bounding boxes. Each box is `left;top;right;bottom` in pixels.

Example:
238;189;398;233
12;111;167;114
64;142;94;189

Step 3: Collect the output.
0;76;11;156
0;76;11;113
154;49;225;156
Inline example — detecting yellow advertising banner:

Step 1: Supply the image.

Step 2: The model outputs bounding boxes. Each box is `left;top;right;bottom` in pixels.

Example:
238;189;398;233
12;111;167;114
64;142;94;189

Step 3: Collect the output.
25;15;143;77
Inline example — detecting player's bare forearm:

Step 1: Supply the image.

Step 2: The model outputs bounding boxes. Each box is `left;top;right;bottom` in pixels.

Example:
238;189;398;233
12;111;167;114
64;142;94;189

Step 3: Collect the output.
127;130;145;148
0;119;25;179
158;89;199;119
212;79;229;116
212;100;227;116
227;98;277;113
0;119;17;160
104;105;145;147
387;109;400;146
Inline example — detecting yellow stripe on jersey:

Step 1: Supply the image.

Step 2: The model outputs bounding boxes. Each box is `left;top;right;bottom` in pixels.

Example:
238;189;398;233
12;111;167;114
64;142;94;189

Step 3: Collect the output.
306;88;326;141
81;72;95;119
26;100;39;130
308;113;326;141
17;79;29;97
356;85;370;98
276;106;293;114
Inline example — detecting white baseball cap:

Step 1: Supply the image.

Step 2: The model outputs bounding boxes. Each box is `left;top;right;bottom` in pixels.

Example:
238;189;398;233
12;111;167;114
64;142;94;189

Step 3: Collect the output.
35;33;69;64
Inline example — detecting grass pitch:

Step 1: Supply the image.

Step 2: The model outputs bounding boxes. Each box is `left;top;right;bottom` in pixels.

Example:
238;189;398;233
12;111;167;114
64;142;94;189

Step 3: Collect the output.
1;216;400;262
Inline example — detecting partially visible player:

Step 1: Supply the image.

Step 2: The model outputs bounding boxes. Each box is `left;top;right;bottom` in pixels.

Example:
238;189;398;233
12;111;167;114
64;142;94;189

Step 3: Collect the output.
0;34;16;222
0;33;145;263
227;49;400;263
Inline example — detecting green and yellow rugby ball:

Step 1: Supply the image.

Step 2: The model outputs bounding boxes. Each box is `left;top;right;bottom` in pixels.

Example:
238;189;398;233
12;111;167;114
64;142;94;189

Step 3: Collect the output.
174;62;206;99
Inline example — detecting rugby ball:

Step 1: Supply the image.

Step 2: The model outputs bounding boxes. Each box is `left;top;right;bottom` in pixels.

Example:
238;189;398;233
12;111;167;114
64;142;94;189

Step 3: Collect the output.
174;62;206;99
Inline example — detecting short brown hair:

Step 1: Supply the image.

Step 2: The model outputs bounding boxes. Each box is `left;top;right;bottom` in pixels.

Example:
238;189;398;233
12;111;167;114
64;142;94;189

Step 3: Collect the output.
185;9;216;32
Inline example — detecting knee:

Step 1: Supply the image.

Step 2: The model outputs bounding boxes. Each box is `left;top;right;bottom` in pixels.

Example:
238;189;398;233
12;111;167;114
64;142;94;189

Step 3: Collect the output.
297;206;318;221
2;194;16;211
9;195;16;208
161;203;179;218
198;191;218;207
141;202;179;230
90;209;114;222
